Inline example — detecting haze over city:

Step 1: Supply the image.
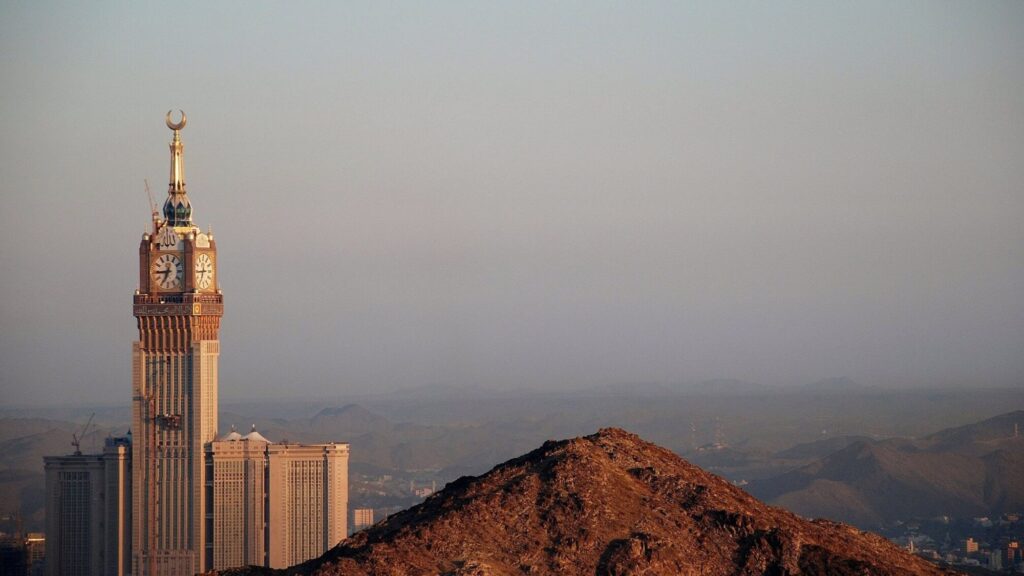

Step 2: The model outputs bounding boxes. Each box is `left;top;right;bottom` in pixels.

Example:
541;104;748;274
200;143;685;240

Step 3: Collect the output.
2;1;1023;407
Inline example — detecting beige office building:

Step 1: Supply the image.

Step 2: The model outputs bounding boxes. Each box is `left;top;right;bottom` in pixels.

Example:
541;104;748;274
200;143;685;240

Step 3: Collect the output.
267;442;349;568
44;436;132;576
209;428;270;570
209;429;349;570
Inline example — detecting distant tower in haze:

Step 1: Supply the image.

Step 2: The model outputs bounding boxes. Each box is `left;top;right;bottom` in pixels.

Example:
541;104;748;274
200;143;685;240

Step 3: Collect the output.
131;111;223;576
44;436;132;576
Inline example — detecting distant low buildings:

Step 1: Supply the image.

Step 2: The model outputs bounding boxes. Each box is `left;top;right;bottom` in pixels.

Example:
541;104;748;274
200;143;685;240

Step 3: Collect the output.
352;508;375;534
0;537;27;576
0;532;45;576
24;535;44;576
411;480;437;499
964;537;979;554
1007;540;1020;565
988;549;1003;570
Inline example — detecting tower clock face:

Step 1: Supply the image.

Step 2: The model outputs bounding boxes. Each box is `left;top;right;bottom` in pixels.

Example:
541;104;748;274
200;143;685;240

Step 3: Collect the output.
152;254;183;290
195;253;214;290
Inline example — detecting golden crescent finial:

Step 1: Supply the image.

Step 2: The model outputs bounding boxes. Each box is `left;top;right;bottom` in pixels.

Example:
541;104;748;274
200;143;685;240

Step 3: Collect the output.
165;109;187;131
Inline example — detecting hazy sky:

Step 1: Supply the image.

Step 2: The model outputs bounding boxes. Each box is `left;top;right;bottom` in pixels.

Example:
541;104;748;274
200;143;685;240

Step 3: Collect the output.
1;1;1022;406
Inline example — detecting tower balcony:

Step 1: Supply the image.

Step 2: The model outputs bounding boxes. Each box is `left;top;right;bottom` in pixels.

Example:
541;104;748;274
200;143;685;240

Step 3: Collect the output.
135;292;223;305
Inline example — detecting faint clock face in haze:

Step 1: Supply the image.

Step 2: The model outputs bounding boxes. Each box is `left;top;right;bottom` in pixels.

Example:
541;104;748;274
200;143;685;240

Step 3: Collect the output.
195;253;214;290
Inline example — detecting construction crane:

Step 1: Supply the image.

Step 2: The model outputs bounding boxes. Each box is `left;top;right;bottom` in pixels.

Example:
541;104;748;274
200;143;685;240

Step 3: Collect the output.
145;178;161;233
71;413;95;456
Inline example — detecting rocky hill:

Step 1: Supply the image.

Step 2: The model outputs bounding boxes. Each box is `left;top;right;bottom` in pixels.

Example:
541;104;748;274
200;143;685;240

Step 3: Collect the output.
212;428;955;576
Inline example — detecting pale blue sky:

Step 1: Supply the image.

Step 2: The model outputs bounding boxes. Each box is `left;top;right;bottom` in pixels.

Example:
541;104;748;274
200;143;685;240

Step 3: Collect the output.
1;1;1022;405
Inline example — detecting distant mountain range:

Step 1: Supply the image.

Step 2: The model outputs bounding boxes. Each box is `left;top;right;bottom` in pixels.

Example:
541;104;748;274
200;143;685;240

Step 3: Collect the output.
4;392;1023;536
369;376;874;399
796;376;870;394
749;411;1024;528
774;435;875;460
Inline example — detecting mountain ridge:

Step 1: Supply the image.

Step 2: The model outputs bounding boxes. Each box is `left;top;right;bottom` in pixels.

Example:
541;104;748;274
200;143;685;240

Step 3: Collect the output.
750;411;1024;527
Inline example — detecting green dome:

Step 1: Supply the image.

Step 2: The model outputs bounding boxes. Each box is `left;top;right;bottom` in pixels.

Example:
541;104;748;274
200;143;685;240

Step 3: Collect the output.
163;193;192;226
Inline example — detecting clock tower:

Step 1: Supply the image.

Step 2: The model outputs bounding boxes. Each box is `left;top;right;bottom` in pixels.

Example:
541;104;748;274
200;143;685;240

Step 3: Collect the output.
132;111;223;576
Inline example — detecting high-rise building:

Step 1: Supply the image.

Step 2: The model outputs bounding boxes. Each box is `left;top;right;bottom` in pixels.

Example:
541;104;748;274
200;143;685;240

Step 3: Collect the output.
208;428;349;570
267;442;349;568
43;436;131;576
208;428;270;570
131;111;223;576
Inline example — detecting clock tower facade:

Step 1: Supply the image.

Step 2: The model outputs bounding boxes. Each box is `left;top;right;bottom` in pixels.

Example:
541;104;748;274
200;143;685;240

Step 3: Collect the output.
131;112;223;576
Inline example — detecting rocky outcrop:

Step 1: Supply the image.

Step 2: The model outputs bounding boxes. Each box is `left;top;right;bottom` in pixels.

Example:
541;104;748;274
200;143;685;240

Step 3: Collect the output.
212;428;957;575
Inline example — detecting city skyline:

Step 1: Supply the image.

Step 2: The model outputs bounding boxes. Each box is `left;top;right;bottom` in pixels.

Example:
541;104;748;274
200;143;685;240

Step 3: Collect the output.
2;2;1024;407
41;115;350;576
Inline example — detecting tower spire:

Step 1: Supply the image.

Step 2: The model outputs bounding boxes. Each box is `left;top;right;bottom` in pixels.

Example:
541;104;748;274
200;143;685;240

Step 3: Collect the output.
163;110;193;226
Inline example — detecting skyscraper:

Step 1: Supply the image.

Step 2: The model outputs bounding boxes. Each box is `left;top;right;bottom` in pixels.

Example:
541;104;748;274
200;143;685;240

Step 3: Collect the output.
266;442;349;568
209;428;269;570
131;111;223;576
44;436;132;576
208;429;350;570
